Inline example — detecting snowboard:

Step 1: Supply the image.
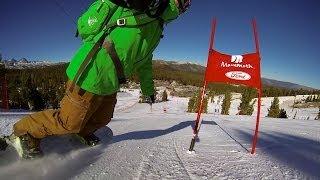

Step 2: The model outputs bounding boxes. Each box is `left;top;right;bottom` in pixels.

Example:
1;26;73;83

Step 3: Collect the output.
0;126;113;163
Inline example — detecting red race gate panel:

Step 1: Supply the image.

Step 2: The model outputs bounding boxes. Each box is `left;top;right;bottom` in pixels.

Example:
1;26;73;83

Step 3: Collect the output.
189;19;262;155
205;50;261;89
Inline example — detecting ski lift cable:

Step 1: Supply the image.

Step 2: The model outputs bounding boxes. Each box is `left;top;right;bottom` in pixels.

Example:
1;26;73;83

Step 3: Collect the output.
52;0;77;25
79;0;90;9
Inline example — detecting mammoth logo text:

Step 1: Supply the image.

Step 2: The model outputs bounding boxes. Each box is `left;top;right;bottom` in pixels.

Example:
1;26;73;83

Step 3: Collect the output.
220;55;253;69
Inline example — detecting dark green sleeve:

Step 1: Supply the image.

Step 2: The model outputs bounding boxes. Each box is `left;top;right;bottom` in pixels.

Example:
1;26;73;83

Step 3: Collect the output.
160;0;180;23
136;56;155;96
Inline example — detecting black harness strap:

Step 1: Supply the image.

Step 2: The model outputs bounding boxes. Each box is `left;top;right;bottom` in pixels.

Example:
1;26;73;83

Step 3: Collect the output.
69;31;127;93
69;33;107;93
70;1;168;92
103;40;126;84
70;6;119;92
146;0;169;18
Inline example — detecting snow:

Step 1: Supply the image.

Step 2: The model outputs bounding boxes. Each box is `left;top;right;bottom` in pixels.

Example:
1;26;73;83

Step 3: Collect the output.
251;95;319;120
0;90;319;179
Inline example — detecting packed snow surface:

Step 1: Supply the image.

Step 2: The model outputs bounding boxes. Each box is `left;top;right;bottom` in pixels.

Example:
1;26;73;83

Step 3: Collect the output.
0;90;319;179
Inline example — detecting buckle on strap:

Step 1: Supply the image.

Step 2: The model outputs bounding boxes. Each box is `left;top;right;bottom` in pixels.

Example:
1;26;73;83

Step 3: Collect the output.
117;18;126;26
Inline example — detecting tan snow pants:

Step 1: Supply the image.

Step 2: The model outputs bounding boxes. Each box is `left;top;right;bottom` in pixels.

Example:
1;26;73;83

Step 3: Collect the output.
13;81;117;139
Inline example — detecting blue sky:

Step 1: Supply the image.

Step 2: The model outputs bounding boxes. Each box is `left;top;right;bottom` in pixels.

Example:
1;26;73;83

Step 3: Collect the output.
0;0;319;89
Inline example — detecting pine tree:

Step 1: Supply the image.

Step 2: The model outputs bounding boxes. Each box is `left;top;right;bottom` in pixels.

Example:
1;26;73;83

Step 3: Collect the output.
187;92;208;113
195;95;208;114
154;87;158;97
30;88;45;110
221;92;231;115
209;90;215;103
193;93;200;112
202;97;208;113
239;88;256;115
268;97;280;118
187;95;196;112
279;109;288;118
47;88;59;109
8;86;22;108
162;90;168;102
305;95;311;102
55;84;65;108
247;99;257;115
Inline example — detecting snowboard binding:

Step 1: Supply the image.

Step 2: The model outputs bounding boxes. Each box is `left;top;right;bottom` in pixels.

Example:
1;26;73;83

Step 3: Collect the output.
0;134;43;159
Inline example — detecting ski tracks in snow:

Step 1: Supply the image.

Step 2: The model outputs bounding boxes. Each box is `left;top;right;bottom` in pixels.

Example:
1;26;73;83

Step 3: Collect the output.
170;122;288;180
135;139;191;180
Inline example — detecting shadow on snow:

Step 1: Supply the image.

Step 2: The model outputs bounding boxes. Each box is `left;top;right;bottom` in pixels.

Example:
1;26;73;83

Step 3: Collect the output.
0;119;216;179
232;129;320;178
112;120;216;143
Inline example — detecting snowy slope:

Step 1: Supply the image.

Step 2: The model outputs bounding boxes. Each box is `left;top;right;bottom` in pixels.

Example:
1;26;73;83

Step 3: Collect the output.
0;91;319;179
206;93;319;120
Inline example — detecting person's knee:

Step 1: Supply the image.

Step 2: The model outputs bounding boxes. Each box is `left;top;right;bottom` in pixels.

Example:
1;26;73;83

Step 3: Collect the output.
63;123;82;133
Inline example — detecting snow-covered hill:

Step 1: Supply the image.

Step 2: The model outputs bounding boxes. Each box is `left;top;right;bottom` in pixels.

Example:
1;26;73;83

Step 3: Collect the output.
208;93;319;120
0;90;319;179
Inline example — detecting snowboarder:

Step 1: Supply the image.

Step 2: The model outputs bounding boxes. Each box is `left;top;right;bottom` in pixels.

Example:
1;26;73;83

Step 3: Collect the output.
1;0;191;159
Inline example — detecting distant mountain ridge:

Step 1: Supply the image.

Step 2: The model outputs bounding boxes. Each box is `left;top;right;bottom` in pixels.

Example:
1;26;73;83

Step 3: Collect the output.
153;60;317;90
2;59;316;90
261;78;315;91
153;60;205;73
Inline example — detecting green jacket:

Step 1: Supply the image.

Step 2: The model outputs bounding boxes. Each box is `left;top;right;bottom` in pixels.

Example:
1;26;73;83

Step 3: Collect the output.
66;0;180;95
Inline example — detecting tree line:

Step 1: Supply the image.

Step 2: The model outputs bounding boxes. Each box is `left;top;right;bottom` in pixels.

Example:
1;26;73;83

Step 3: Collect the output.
187;89;319;120
1;61;319;110
4;64;67;110
152;62;320;97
